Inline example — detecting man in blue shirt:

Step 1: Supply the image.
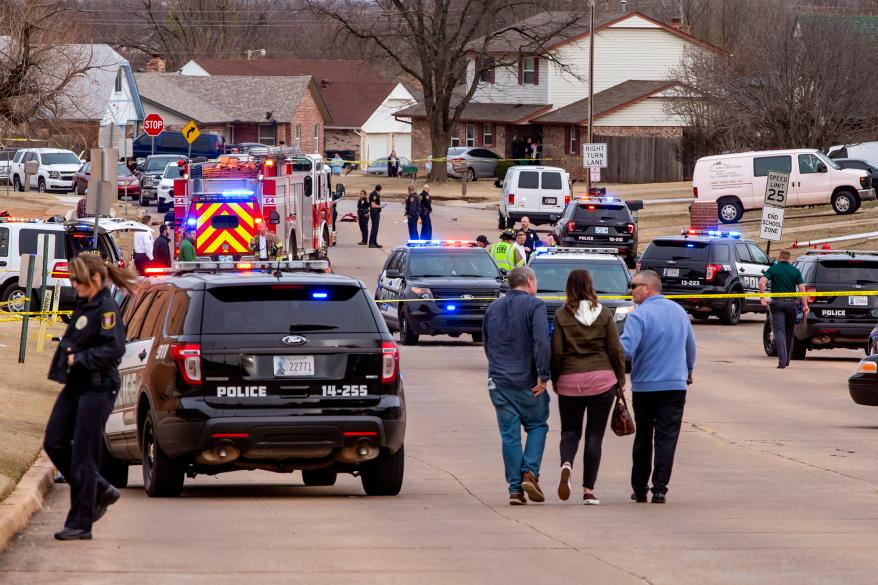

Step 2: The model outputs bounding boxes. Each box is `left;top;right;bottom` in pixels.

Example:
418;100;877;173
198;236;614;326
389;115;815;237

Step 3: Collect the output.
483;266;551;505
621;270;696;504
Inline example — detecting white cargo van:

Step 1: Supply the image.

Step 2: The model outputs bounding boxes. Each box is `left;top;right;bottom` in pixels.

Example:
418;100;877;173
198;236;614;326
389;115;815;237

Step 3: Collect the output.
692;149;875;224
828;142;878;167
495;166;571;229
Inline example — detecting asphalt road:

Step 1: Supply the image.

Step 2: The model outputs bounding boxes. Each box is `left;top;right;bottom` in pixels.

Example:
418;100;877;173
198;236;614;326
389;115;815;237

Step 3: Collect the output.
2;198;877;584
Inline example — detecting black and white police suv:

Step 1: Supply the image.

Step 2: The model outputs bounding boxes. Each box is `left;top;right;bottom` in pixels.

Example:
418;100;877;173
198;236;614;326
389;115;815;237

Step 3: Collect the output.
101;260;406;497
550;194;643;268
764;250;878;360
375;240;505;345
637;229;772;325
527;247;634;332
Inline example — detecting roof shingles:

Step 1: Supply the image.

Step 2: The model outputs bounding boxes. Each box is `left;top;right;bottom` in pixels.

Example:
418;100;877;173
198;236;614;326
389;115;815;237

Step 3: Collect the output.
534;80;676;124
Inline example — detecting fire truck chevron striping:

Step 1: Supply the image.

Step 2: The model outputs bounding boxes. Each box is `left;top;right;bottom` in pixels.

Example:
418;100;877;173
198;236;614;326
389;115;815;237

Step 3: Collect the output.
172;149;334;261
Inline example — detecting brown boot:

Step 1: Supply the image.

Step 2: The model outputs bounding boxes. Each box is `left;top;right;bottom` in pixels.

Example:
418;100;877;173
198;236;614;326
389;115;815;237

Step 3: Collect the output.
521;471;545;503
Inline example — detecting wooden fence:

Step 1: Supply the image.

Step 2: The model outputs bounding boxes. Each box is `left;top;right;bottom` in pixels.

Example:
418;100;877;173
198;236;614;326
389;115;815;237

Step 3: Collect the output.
594;134;691;184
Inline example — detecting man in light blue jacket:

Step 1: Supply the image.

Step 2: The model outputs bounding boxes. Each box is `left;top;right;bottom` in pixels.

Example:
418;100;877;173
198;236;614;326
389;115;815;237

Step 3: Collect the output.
621;270;695;504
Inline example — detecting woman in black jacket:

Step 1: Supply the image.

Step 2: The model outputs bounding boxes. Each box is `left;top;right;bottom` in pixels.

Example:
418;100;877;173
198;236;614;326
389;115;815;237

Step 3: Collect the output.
44;254;138;540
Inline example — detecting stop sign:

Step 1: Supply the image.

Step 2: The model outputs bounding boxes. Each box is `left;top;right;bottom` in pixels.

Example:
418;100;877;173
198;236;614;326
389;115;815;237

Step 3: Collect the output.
143;113;164;137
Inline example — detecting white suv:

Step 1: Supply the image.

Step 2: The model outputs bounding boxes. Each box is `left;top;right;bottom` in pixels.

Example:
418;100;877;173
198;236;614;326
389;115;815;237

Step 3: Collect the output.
10;148;82;193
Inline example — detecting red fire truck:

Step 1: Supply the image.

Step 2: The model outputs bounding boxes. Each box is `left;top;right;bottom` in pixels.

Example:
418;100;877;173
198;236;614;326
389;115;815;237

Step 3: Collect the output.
172;148;334;260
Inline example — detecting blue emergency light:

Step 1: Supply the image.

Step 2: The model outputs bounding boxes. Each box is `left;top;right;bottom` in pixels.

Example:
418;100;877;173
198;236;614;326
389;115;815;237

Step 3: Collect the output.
186;218;196;227
445;304;457;312
221;189;255;197
311;292;329;299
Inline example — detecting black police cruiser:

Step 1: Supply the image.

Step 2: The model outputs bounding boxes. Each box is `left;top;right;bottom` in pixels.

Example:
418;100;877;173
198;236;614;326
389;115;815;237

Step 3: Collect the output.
100;260;406;497
637;229;773;325
764;250;878;360
527;247;634;332
550;193;643;268
375;240;505;345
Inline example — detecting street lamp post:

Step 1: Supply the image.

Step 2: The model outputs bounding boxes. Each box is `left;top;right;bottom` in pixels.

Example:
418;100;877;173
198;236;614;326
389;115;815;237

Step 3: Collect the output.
586;0;595;194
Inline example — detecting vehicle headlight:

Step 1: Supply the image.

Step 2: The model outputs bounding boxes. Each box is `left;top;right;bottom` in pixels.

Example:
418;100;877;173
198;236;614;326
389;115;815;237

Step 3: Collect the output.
49;171;60;179
856;360;877;374
614;305;635;321
410;286;433;299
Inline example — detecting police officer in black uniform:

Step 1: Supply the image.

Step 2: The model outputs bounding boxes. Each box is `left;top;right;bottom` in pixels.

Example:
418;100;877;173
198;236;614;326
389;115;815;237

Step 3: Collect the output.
356;189;370;245
404;186;421;240
44;254;137;540
368;184;383;248
419;184;433;241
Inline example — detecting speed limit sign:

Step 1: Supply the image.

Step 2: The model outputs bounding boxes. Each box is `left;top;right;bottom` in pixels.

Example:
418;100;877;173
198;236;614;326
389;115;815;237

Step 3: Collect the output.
763;171;790;208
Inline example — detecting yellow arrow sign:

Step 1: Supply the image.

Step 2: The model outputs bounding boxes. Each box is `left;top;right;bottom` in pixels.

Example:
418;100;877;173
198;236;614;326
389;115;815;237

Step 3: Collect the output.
182;120;201;144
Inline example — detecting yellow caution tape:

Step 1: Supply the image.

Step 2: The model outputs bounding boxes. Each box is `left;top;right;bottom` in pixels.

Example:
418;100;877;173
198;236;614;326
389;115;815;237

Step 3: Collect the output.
374;290;878;303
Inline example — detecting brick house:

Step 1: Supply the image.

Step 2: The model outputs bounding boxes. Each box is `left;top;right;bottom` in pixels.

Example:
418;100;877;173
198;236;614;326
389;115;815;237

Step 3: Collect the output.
398;11;724;182
178;59;415;161
134;73;331;152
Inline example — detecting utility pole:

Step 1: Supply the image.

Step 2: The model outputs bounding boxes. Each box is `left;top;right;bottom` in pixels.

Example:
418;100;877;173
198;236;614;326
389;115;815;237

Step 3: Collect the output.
586;0;595;195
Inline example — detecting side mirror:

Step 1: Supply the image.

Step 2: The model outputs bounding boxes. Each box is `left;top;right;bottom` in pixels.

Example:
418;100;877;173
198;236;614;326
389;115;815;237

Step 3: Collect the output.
817;163;828;173
626;199;644;212
136;164;144;172
334;184;345;200
269;210;280;225
304;175;313;197
384;268;401;279
494;179;502;188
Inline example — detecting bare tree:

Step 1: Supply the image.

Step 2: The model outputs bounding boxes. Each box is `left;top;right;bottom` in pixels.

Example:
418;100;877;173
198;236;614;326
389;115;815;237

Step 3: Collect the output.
667;1;878;162
0;0;96;141
305;0;586;181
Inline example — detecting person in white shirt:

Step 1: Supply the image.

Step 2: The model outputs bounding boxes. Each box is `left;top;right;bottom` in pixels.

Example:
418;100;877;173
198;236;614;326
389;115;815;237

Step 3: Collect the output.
514;230;529;262
132;215;154;275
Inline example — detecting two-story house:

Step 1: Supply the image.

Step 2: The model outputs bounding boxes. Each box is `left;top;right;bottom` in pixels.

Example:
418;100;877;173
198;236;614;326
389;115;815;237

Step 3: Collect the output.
399;11;723;182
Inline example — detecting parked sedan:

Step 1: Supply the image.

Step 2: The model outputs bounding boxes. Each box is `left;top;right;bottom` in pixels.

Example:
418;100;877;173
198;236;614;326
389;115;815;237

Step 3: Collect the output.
74;162;141;199
849;354;878;406
833;158;878;186
425;147;500;181
366;156;418;178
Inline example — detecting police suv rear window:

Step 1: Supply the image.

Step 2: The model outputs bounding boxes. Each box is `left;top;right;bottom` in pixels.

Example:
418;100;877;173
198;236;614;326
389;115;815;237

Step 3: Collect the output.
646;240;710;262
815;260;878;284
572;203;628;221
203;284;378;334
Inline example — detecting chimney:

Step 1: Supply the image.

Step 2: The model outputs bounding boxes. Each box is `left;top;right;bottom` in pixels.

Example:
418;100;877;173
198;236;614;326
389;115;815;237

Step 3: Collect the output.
146;54;166;73
620;0;627;12
671;16;683;29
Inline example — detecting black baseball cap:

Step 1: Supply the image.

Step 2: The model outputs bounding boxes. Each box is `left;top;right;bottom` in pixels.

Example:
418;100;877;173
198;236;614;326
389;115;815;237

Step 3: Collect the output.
476;235;489;245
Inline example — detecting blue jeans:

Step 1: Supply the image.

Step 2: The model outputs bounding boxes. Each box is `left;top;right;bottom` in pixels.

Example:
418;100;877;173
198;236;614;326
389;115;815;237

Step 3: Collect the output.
489;386;550;494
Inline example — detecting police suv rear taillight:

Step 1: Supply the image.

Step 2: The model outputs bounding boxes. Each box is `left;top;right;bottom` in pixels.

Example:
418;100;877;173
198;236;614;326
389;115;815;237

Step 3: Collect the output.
171;343;202;385
50;261;69;279
381;341;399;384
705;264;721;283
566;220;576;233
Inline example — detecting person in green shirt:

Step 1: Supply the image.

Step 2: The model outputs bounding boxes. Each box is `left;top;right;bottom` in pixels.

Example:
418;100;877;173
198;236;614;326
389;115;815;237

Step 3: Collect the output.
759;249;810;369
178;228;197;261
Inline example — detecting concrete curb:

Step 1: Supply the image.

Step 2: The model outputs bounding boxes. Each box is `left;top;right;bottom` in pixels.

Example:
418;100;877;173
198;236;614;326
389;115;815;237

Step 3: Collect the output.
0;451;55;550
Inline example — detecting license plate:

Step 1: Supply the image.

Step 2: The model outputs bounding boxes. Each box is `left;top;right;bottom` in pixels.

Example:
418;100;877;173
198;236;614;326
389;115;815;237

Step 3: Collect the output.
664;268;679;277
218;255;233;262
273;355;315;377
542;197;557;205
595;226;609;234
849;296;868;306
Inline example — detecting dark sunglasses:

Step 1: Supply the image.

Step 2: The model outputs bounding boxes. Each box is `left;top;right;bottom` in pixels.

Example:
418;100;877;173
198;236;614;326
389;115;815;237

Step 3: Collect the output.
629;282;645;290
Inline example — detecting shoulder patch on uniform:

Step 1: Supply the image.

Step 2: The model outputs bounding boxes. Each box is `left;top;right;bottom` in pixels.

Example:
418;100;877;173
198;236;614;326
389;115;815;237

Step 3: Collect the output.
101;312;116;330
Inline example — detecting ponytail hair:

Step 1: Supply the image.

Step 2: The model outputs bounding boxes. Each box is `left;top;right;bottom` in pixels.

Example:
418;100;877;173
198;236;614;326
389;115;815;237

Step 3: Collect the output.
69;254;139;294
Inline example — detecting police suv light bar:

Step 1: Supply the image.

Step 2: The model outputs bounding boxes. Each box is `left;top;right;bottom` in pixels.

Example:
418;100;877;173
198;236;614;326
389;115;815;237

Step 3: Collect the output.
407;240;478;247
682;228;742;239
533;246;620;256
804;249;878;257
0;217;41;223
144;260;329;276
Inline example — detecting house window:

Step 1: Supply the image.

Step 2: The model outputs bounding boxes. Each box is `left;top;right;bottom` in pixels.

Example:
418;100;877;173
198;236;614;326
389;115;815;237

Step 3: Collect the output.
114;70;123;93
483;123;494;146
466;124;475;147
258;124;276;145
450;136;461;147
568;125;579;155
479;57;496;83
313;124;319;150
520;57;537;85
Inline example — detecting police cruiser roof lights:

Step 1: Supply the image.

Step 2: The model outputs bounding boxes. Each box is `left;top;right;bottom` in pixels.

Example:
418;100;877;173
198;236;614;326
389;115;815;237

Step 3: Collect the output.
532;246;621;256
406;240;478;247
804;250;878;257
681;228;742;239
144;259;329;276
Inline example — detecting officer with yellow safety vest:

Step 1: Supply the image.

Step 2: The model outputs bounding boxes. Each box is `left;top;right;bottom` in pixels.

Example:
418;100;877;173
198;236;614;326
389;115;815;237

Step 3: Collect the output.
489;229;525;272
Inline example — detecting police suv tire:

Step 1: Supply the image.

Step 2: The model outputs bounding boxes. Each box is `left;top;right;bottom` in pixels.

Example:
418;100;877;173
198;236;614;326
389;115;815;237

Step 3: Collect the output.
361;444;404;496
302;468;337;487
141;413;184;498
37;178;47;193
471;332;483;343
790;336;807;360
398;309;419;345
831;190;858;215
13;175;22;192
100;440;129;489
763;319;777;357
717;198;743;224
718;296;741;325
